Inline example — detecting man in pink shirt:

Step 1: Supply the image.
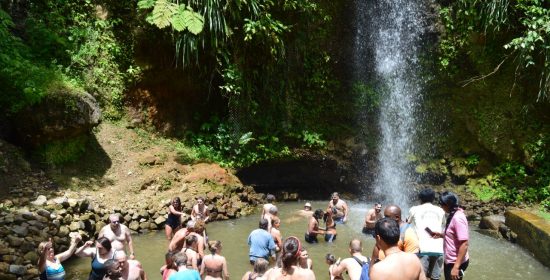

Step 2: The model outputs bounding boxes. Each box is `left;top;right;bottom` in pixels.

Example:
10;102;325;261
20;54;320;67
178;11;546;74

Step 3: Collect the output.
431;192;469;280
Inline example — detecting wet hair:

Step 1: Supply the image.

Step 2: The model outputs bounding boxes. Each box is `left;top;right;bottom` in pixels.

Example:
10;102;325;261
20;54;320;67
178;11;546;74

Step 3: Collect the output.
171;197;182;211
104;259;122;279
439;191;461;229
266;194;276;202
173;252;188;267
269;206;278;215
374;218;400;246
96;237;112;251
331;192;339;198
165;251;177;270
37;241;52;266
259;218;269;230
208;240;222;254
325;253;337;264
419;188;436;203
313;209;324;219
253;258;269;275
185;235;197;246
281;237;301;270
196;196;205;202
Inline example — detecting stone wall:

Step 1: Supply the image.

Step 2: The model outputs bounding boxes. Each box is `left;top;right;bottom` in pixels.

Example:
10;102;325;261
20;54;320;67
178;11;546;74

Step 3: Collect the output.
0;189;262;279
505;209;550;268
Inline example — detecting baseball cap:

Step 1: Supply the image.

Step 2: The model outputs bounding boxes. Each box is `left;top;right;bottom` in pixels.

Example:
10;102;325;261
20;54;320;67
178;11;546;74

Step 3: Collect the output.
304;202;312;207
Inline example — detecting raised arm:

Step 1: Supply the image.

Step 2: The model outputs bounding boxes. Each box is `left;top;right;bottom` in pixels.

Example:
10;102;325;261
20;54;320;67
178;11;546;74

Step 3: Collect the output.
56;235;81;262
75;241;95;258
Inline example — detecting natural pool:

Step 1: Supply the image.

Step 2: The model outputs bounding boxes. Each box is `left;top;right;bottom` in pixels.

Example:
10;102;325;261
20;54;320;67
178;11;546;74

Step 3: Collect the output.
65;201;550;279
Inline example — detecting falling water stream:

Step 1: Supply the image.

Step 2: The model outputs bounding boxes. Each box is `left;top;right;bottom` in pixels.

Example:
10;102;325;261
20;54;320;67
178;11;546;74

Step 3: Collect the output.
366;0;427;207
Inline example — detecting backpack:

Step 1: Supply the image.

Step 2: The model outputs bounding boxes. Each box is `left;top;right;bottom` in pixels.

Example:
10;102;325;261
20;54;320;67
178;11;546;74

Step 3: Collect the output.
352;256;370;280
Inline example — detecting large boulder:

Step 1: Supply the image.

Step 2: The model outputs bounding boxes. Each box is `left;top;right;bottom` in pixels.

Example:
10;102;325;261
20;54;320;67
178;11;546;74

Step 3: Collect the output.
13;90;101;147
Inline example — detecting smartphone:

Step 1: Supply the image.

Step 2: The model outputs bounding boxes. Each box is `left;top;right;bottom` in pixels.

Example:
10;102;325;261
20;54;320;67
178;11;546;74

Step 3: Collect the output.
424;227;434;235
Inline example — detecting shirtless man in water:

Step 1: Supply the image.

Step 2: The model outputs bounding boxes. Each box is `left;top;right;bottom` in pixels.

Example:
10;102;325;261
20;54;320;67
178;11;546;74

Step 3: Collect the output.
327;192;348;223
370;218;426;280
363;203;383;237
261;194;276;219
116;251;148;280
99;214;135;259
331;239;369;280
168;220;193;252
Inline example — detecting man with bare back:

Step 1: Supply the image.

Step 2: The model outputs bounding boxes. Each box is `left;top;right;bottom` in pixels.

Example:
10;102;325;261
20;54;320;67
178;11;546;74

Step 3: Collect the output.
331;239;370;280
99;214;135;259
370;218;426;280
169;221;193;252
327;192;348;224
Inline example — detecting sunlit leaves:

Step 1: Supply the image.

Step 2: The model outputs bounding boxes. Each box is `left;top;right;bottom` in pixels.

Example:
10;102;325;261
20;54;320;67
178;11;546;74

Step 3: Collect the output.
139;0;204;34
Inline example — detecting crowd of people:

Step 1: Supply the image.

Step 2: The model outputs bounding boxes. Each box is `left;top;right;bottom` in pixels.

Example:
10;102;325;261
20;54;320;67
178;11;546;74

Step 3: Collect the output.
36;190;470;280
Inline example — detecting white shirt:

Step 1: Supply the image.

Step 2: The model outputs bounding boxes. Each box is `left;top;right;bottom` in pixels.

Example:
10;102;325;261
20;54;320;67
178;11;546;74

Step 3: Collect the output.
408;203;445;254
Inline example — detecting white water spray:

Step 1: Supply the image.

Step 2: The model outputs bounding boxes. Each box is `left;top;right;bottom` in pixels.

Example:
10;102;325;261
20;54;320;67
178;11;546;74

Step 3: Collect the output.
369;0;427;208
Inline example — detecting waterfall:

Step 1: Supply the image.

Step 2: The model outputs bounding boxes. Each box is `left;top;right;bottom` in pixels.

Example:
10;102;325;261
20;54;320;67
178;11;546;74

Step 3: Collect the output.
356;0;428;208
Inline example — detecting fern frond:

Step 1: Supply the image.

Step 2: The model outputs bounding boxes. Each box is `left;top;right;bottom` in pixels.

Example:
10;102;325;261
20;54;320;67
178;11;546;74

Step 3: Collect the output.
151;0;177;29
137;0;155;10
171;5;188;32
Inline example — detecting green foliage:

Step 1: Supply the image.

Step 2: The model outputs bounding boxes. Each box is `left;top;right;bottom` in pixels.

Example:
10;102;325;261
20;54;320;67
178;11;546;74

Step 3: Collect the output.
464;154;480;170
187;118;292;167
0;10;61;114
36;136;88;166
352;82;382;113
297;130;327;149
139;0;204;33
439;0;550;100
468;134;550;210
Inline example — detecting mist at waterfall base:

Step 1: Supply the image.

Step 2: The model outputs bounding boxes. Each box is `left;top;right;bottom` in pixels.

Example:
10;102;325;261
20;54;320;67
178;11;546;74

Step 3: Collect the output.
354;0;432;208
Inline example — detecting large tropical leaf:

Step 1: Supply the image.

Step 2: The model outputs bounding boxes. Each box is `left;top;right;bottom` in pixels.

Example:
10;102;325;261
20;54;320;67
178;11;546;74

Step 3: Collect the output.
171;5;188;32
151;0;177;29
183;7;204;35
137;0;155;10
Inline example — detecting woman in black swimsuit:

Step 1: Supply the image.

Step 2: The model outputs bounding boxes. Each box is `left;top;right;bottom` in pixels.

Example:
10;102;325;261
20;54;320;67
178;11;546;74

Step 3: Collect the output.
165;197;184;240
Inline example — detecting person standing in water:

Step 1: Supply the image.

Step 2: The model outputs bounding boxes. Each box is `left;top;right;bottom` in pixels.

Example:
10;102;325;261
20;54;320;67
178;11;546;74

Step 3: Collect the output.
166;197;185;240
170;253;201;280
261;194;277;219
191;197;210;223
263;237;316;280
305;209;325;244
327;192;348;224
38;234;81;280
98;214;135;259
431;192;469;280
248;219;277;265
363;202;383;237
75;237;117;280
408;188;445;280
116;251;148;280
323;207;337;242
200;240;229;280
369;218;426;280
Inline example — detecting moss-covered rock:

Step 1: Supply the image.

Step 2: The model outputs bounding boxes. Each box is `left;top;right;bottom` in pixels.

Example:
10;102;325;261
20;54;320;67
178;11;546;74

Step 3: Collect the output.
505;209;550;267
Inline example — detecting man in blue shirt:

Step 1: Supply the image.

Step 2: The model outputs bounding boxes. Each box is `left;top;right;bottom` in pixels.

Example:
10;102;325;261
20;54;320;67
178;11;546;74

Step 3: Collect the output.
169;252;201;280
248;218;276;265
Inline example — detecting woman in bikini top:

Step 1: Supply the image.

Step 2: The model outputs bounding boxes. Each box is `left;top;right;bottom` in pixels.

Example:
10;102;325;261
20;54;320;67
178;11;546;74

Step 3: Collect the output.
200;240;229;280
182;235;199;270
241;258;268;280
